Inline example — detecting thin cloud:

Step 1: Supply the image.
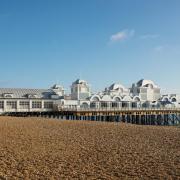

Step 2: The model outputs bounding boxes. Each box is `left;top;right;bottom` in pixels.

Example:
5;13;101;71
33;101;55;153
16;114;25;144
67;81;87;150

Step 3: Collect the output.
154;44;180;54
140;34;159;39
110;29;135;43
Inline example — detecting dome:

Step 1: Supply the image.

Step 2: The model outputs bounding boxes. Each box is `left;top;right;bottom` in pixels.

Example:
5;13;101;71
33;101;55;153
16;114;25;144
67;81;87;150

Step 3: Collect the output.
108;83;126;91
73;79;87;85
136;79;158;88
51;84;64;90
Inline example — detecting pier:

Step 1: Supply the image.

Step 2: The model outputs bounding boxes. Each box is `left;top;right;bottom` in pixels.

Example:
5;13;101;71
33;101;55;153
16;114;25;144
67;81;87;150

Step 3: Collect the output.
5;107;180;126
1;79;180;126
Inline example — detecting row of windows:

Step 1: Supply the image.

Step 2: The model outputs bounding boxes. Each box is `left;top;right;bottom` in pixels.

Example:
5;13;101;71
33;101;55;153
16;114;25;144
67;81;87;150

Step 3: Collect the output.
6;101;17;109
90;102;132;108
32;101;42;109
44;102;53;109
19;101;30;109
0;101;53;109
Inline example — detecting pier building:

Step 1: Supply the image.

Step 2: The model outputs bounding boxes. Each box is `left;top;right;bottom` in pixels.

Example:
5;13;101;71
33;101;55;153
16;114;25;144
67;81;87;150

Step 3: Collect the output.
0;79;180;125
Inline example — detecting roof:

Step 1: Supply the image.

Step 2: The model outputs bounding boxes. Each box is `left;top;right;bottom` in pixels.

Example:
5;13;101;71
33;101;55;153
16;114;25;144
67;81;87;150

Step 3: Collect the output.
136;79;158;88
0;88;54;99
108;83;126;91
51;84;64;90
73;79;87;85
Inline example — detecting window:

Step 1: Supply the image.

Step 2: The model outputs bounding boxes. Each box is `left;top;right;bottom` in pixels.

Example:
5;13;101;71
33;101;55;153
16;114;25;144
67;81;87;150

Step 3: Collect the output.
44;102;53;109
122;102;128;108
81;102;89;109
112;102;118;108
32;101;42;109
101;102;108;108
19;101;30;109
132;102;137;108
6;101;17;109
0;101;4;109
90;102;96;108
4;93;13;98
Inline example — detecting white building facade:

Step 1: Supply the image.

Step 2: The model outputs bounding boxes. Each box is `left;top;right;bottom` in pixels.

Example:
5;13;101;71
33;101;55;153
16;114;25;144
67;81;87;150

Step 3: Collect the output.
71;79;91;100
131;79;161;101
0;79;179;114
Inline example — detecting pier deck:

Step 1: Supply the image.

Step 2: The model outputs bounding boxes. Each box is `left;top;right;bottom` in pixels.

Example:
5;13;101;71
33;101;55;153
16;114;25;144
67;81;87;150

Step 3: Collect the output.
4;107;180;126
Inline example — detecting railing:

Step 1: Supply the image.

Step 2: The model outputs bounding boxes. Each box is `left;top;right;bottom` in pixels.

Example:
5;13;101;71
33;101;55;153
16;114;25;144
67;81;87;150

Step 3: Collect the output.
0;108;53;113
60;107;180;112
1;106;180;113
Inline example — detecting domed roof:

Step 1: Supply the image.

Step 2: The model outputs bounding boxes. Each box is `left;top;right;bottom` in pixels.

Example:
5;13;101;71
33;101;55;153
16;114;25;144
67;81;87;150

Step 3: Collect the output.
73;79;87;85
136;79;158;88
109;83;126;91
51;84;64;90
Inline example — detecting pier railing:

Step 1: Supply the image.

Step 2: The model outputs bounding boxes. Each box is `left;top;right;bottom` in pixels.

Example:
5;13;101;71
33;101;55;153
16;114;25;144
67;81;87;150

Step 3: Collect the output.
60;107;180;112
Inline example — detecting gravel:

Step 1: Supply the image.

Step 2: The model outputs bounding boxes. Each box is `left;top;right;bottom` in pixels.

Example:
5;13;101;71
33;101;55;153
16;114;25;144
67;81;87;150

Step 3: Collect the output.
0;116;180;179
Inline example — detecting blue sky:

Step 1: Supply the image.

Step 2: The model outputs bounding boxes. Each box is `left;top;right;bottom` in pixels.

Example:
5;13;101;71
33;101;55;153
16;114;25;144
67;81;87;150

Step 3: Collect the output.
0;0;180;93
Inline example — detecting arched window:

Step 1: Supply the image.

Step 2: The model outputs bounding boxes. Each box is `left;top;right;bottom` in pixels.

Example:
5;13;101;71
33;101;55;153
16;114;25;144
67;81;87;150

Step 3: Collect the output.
171;98;177;102
90;95;100;102
81;102;89;109
114;97;121;102
163;98;169;102
4;93;13;98
133;97;140;102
